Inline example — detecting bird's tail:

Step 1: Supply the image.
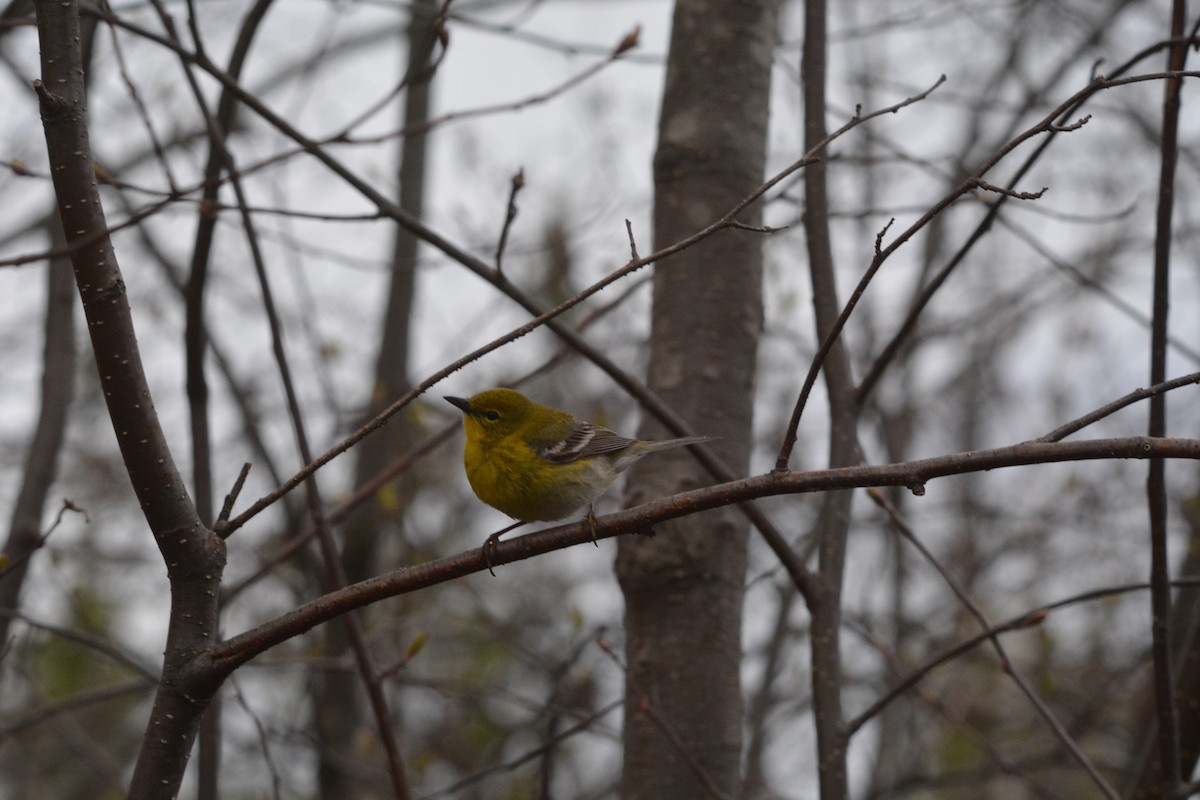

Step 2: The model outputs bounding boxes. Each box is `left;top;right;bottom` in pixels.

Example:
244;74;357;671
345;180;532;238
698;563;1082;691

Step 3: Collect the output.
643;435;716;453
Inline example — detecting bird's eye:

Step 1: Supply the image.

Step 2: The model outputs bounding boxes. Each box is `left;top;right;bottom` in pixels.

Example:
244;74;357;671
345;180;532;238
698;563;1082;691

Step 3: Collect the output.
484;410;501;421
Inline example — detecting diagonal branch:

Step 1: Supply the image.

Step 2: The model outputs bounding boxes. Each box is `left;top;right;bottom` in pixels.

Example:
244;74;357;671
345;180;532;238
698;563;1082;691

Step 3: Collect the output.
868;489;1119;798
776;68;1200;470
846;575;1200;737
211;436;1200;672
1036;371;1200;443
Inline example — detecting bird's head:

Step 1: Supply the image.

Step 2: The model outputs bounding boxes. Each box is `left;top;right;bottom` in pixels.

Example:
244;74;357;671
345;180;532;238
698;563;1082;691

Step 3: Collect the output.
445;388;534;444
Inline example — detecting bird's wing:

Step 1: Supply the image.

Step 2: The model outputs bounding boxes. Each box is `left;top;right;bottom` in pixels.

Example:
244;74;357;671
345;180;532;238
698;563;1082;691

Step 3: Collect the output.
536;422;635;464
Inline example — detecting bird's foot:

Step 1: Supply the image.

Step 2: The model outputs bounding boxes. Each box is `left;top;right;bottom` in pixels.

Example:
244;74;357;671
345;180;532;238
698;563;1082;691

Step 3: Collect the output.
482;520;526;576
482;531;502;576
585;506;600;548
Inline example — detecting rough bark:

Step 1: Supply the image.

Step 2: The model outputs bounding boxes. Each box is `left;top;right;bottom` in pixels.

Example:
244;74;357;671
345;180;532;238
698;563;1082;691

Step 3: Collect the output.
615;1;778;797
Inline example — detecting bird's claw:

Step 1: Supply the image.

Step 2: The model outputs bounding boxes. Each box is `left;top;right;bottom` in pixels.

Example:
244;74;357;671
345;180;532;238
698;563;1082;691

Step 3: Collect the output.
480;520;526;576
482;532;501;576
585;506;600;548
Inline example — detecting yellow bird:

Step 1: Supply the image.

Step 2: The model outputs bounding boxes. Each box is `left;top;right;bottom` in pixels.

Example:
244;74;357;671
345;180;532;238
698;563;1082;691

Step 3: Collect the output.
445;388;712;559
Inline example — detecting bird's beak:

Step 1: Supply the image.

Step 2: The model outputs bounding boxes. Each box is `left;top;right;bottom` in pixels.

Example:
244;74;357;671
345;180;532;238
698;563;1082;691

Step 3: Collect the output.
444;396;472;414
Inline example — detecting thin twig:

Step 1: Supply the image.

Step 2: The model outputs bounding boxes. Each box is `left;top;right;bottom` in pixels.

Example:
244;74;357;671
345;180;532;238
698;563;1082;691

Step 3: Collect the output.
216;463;252;527
848;620;1063;800
800;2;860;795
1036;371;1200;443
391;25;639;138
229;675;284;800
855;66;1200;406
0;609;159;683
0;499;87;580
997;214;1200;365
418;699;623;800
0;680;153;740
317;0;451;143
494;168;524;274
234;152;414;800
967;177;1047;200
848;574;1200;737
776;75;1106;469
867;488;1120;799
596;640;733;800
0;196;177;270
220;422;457;604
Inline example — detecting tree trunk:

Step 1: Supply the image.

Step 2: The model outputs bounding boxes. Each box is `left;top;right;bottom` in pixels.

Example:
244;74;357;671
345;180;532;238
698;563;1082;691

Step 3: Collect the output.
615;1;778;797
801;1;859;797
314;2;434;796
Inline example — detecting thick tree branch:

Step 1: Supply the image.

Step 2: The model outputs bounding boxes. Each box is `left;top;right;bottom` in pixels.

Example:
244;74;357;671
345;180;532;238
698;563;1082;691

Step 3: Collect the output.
32;2;224;797
212;436;1200;672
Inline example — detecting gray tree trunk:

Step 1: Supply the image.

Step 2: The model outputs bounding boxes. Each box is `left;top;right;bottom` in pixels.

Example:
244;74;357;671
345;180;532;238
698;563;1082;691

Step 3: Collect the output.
616;1;778;797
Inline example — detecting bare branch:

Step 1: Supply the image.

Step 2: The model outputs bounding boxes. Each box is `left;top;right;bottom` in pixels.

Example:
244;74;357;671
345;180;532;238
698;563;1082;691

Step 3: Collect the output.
868;489;1119;798
494;168;524;275
968;177;1047;200
597;640;733;800
1037;372;1200;443
213;435;1200;671
32;3;223;796
845;577;1200;736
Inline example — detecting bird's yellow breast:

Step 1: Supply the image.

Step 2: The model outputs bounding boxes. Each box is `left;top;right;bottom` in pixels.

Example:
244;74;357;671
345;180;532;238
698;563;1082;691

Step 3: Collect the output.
464;435;617;522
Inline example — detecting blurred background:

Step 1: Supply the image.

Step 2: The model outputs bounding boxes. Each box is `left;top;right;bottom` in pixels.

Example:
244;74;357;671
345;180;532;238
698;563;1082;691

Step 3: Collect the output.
1;1;1198;797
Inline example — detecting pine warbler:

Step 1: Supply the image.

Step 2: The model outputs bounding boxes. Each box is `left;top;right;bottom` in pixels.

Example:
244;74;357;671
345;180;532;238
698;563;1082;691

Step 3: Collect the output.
445;388;713;526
